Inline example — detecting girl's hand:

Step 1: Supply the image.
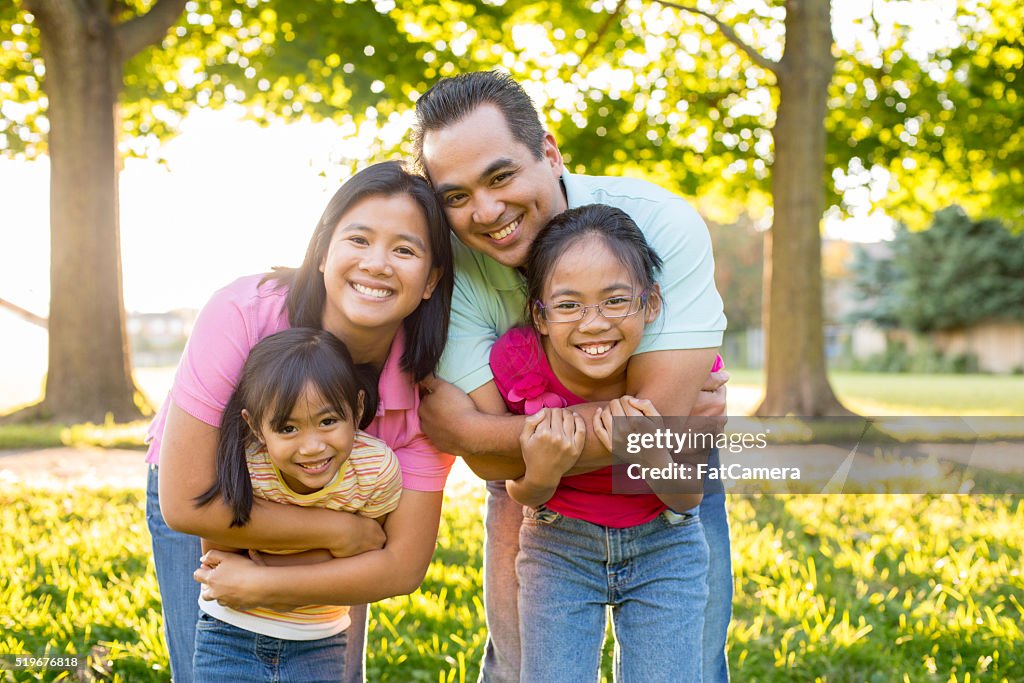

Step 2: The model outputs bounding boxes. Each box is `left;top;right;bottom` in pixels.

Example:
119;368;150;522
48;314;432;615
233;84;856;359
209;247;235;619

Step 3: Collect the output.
194;550;290;612
593;395;663;452
519;407;585;484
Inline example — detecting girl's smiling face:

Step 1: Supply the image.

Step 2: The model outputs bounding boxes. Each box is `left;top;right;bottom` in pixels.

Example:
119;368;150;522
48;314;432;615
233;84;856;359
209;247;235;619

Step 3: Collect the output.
534;234;660;401
247;381;363;495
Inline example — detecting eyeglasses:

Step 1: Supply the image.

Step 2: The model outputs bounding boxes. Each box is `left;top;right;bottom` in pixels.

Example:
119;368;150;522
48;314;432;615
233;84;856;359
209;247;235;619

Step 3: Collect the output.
535;290;649;323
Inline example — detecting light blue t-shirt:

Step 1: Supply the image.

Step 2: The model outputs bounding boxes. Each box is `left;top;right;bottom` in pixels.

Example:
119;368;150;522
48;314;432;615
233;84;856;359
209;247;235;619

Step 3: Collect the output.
438;169;727;393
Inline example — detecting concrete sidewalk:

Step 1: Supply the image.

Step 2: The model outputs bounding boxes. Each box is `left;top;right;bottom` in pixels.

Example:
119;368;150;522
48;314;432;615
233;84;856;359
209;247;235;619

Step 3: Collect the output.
0;447;149;488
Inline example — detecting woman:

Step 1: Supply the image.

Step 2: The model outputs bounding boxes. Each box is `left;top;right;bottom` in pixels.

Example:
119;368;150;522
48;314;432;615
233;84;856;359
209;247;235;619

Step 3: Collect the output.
144;160;455;683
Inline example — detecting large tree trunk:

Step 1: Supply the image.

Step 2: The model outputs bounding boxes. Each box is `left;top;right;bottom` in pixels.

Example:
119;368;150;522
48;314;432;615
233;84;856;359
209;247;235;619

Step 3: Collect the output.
13;0;185;423
756;0;850;416
24;1;140;423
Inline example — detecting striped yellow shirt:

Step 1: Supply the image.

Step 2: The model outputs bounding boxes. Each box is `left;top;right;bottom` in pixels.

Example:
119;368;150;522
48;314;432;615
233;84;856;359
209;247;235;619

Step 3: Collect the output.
199;431;402;640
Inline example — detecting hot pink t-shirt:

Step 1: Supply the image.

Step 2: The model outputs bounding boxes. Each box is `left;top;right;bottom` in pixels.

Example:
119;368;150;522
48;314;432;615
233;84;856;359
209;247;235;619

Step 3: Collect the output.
145;274;454;492
490;327;669;528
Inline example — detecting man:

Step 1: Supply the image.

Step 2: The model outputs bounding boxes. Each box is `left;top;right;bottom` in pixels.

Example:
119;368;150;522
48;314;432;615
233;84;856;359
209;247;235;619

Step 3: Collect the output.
414;71;732;682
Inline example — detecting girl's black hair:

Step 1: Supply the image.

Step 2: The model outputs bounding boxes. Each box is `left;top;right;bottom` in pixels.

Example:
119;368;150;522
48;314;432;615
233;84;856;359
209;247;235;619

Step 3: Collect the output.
265;160;454;381
194;327;379;527
524;204;663;331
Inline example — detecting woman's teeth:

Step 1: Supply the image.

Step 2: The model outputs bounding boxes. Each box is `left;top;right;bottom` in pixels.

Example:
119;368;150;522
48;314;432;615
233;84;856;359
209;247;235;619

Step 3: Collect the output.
353;283;391;298
489;219;520;240
580;343;613;356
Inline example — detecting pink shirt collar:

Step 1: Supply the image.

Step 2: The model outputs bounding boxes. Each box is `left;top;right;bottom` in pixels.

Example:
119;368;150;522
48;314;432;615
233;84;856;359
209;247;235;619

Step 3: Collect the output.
376;326;416;415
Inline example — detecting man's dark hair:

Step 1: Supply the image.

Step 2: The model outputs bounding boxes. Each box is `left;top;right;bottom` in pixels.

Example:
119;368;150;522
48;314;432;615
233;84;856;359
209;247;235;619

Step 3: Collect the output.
412;70;547;171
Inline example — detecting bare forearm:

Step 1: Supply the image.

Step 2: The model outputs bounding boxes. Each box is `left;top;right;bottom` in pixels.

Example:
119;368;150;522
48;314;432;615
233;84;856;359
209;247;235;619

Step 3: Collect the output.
175;497;382;555
506;476;557;508
254;492;442;607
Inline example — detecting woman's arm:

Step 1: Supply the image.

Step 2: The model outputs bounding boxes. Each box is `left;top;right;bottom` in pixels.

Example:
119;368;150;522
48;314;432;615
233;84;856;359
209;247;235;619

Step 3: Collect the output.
193;489;443;610
159;402;385;556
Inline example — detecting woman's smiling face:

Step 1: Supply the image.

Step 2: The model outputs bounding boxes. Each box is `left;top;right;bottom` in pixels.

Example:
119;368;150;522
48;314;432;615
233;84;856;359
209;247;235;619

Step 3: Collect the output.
319;193;441;338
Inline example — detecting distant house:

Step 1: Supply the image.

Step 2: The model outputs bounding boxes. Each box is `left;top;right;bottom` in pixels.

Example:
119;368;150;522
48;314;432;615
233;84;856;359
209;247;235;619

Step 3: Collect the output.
830;240;1024;374
127;310;197;367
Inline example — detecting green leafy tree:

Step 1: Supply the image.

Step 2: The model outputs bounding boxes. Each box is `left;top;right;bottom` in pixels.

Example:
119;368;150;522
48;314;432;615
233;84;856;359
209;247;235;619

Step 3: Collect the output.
0;0;430;422
4;0;1019;420
850;206;1024;333
707;216;763;331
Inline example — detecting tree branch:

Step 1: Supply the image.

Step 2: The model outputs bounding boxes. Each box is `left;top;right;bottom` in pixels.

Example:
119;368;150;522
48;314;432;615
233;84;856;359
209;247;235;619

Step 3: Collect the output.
0;297;48;328
116;0;187;60
579;0;627;65
653;0;779;75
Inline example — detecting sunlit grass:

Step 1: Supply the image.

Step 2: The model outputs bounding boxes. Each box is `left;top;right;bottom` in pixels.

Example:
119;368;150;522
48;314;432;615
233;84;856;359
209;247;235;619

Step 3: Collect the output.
727;370;1024;417
2;476;1022;682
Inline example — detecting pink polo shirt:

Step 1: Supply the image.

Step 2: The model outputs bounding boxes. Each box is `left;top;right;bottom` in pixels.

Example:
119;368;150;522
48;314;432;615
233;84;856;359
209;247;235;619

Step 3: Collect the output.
145;274;453;492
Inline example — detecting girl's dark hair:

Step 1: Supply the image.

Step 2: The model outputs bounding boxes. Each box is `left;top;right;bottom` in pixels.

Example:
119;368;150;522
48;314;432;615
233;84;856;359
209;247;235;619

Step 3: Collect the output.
524;204;663;331
266;160;454;381
194;327;380;527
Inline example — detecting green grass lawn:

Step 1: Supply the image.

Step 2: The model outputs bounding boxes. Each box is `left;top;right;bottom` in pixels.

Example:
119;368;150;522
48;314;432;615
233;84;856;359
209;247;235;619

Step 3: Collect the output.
1;478;1021;682
727;370;1024;416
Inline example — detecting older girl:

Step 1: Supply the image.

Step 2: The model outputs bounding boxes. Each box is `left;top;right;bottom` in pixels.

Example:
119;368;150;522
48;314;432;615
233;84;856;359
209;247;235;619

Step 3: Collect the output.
489;204;711;682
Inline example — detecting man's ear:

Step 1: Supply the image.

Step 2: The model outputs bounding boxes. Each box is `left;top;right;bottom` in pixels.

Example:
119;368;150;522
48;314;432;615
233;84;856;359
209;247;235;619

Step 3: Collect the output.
422;267;443;300
644;284;662;324
542;132;564;178
241;409;262;442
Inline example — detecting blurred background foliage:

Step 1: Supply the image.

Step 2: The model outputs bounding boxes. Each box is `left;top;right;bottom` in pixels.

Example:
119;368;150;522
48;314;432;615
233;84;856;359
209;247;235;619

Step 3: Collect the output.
2;0;1021;227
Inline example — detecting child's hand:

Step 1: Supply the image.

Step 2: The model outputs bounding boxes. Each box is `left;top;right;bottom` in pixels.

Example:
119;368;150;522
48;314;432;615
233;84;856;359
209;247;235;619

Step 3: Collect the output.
593;396;663;453
519;407;585;485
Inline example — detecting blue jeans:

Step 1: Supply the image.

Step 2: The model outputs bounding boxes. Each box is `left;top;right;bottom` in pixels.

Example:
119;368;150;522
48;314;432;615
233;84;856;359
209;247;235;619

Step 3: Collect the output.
518;507;708;682
479;448;732;683
193;611;347;682
146;465;202;683
146;465;369;682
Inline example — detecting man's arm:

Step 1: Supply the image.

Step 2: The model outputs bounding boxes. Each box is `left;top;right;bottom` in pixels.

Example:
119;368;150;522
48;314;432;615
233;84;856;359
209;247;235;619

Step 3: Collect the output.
419;348;725;479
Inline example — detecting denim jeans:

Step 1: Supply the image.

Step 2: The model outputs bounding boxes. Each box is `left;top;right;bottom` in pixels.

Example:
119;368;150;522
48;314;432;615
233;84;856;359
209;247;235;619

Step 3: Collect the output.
193;611;347;682
146;465;203;683
478;448;732;683
517;506;708;682
146;465;369;682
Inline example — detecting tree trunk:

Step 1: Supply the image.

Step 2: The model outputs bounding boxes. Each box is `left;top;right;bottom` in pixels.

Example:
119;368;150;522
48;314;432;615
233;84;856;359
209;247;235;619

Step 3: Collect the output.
756;0;850;416
21;1;141;423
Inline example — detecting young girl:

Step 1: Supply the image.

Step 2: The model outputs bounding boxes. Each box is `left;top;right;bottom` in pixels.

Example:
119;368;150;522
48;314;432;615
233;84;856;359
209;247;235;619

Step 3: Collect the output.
489;204;714;682
192;327;402;682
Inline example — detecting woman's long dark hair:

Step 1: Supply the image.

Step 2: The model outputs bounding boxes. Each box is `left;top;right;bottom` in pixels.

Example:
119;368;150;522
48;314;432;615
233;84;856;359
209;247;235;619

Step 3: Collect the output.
194;328;379;527
266;160;454;381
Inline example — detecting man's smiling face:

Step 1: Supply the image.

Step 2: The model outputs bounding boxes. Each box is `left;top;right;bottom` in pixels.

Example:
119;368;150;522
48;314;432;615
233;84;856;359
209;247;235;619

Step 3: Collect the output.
421;104;568;269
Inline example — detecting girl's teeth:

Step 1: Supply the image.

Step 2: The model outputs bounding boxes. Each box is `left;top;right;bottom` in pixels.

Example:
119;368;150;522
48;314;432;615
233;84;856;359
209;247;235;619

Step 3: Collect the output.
300;458;330;470
582;344;612;356
489;219;520;240
353;283;391;298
